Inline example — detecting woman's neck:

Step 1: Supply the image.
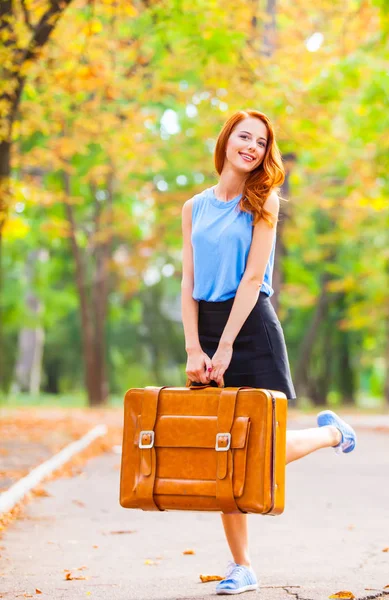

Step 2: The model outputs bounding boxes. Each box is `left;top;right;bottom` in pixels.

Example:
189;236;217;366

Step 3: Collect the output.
214;170;246;202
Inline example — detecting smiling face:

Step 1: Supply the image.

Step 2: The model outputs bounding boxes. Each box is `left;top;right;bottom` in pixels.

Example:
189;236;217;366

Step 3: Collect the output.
224;117;268;173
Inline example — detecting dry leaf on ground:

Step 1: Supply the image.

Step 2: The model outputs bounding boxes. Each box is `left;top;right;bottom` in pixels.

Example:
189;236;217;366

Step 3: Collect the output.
183;549;195;555
144;559;158;566
109;529;136;535
72;500;85;507
35;590;42;594
200;574;224;583
382;548;389;552
329;592;355;599
64;569;88;581
32;488;51;498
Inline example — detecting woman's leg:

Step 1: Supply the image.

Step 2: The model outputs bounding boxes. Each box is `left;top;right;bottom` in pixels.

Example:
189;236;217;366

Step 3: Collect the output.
220;514;250;567
220;424;341;566
286;425;341;464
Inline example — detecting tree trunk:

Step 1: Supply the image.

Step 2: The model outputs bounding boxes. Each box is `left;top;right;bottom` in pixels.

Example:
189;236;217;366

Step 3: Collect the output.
385;258;389;405
272;154;297;315
12;250;45;394
0;0;74;392
0;140;11;394
263;0;276;56
294;273;332;398
63;171;107;406
336;294;355;405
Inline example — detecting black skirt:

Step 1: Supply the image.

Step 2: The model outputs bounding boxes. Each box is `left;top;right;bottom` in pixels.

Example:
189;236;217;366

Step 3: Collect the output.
197;292;297;401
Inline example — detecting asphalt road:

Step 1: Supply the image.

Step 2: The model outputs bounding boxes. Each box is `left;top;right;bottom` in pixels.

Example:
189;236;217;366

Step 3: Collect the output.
1;418;389;600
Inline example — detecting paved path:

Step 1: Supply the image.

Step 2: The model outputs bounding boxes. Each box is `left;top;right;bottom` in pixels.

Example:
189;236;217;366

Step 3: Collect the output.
1;419;389;600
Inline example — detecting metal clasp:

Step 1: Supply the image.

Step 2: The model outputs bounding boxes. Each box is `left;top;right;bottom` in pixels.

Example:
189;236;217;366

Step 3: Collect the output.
139;430;155;449
215;432;231;452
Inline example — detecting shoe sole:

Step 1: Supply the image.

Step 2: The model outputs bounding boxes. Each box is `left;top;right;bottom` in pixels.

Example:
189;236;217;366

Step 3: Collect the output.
216;583;258;595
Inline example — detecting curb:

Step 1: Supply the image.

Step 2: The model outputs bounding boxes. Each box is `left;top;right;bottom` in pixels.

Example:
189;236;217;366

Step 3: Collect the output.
0;424;108;516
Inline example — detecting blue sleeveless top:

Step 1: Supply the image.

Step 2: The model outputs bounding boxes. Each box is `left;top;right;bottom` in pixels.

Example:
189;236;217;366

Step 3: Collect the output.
191;186;276;302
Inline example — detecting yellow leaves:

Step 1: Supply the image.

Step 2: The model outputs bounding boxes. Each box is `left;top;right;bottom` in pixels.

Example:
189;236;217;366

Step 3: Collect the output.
328;592;355;599
51;138;85;160
2;216;30;240
64;566;88;580
84;21;103;36
200;574;224;583
326;275;357;294
40;217;71;240
370;196;387;212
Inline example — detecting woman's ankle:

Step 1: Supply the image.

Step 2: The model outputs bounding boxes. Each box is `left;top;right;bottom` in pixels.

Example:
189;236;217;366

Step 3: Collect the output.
329;425;342;447
233;558;251;568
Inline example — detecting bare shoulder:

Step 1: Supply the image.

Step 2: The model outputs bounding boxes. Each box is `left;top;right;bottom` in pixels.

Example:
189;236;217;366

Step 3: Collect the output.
182;197;194;226
182;197;194;213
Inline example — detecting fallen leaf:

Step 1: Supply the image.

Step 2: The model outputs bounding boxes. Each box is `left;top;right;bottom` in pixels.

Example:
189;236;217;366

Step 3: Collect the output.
200;574;224;583
72;500;85;508
329;593;355;599
64;570;88;581
383;548;389;552
384;585;389;589
183;549;195;555
92;545;98;548
144;559;158;565
109;530;136;535
35;590;42;595
32;487;51;498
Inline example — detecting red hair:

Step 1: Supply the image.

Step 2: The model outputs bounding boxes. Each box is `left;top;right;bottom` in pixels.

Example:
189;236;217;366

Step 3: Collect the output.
214;110;285;227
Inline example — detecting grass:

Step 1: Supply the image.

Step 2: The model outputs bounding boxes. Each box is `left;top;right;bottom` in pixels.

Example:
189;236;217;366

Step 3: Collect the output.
0;389;387;413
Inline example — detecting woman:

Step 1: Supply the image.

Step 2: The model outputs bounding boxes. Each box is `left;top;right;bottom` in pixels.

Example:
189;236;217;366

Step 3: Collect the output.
180;109;356;595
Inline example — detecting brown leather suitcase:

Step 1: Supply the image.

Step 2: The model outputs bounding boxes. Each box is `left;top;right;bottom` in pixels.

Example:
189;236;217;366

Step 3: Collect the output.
119;381;287;514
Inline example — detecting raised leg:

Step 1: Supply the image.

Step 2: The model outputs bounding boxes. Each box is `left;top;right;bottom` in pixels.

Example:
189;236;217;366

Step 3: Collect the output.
220;424;341;566
286;425;341;464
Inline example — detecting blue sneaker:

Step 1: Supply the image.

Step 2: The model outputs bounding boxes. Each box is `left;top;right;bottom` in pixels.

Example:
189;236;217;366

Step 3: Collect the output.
216;561;258;595
317;410;356;454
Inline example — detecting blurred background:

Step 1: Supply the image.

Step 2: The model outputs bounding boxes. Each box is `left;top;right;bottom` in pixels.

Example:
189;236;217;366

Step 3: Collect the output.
0;0;388;411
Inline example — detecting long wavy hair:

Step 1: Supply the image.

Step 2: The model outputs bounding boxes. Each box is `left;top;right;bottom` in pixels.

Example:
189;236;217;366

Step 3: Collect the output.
214;110;285;227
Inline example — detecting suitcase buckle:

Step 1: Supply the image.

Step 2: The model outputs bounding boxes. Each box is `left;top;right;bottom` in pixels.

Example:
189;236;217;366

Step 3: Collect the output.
215;432;231;451
139;430;155;449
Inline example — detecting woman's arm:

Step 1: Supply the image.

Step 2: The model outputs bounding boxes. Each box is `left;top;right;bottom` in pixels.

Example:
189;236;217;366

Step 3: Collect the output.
218;191;280;350
181;199;201;353
181;199;213;384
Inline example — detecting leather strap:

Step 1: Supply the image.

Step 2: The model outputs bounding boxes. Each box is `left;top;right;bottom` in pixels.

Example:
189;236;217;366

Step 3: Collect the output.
216;387;252;514
137;386;168;511
263;390;277;514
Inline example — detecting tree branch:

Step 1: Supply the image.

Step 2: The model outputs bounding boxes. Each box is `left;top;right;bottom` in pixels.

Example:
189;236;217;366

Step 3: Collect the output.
20;0;35;32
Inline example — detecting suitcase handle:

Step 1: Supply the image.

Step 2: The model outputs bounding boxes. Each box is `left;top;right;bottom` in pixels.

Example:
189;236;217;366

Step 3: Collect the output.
185;377;225;389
